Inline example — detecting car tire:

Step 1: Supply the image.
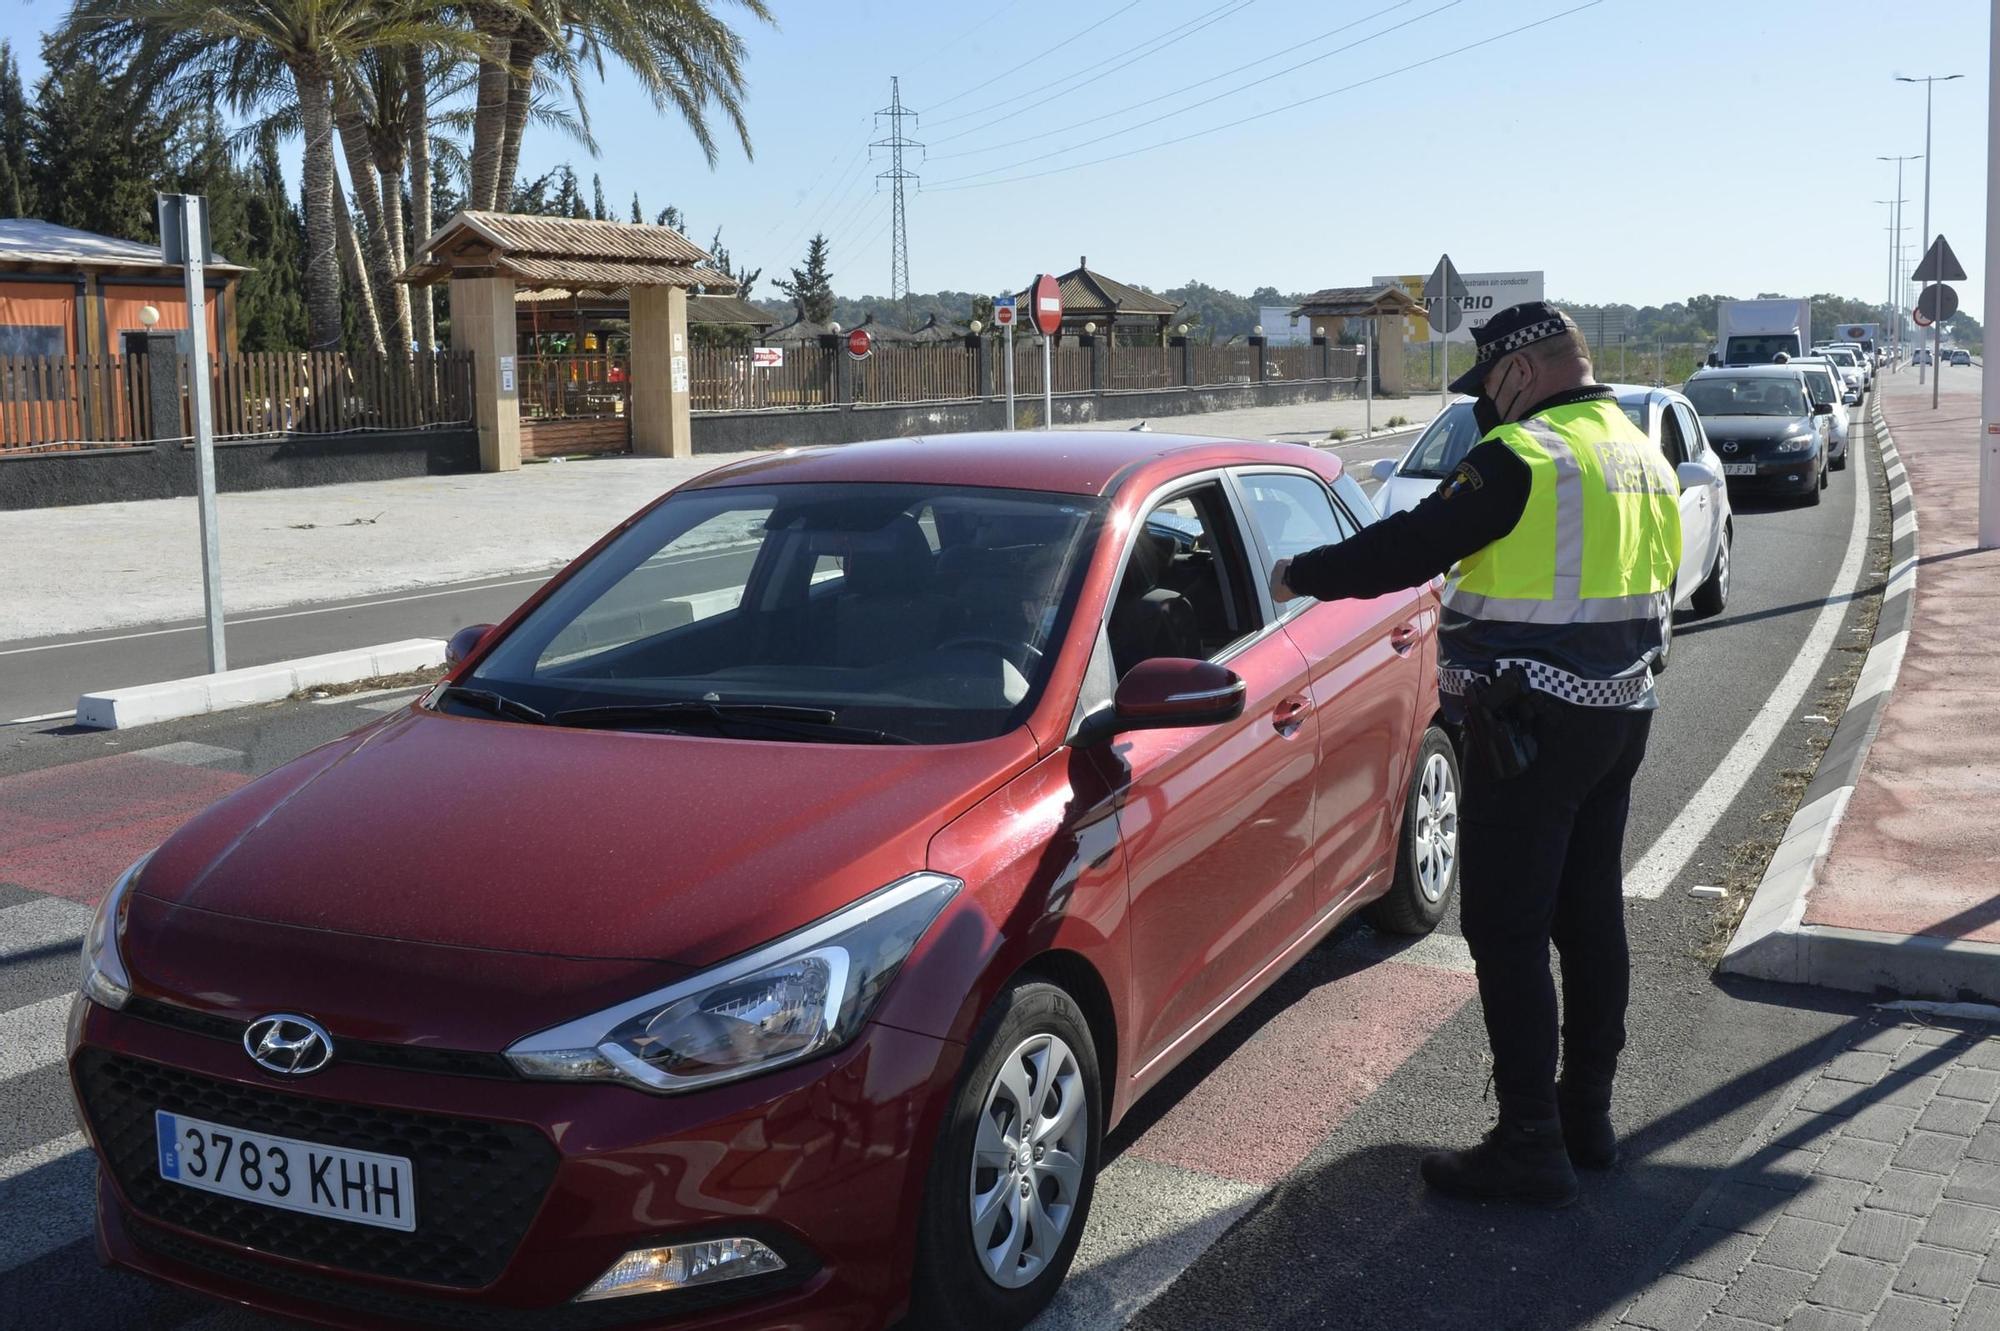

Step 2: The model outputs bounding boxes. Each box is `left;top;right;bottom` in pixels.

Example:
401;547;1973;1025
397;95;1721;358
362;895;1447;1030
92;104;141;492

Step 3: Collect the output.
1832;448;1848;472
909;978;1102;1331
1364;726;1460;936
1690;526;1731;618
1803;468;1823;506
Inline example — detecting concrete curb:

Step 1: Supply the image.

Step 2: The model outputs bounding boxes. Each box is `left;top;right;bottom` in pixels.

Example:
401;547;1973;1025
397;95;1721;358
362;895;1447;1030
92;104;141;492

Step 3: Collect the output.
75;639;445;730
1716;393;1996;997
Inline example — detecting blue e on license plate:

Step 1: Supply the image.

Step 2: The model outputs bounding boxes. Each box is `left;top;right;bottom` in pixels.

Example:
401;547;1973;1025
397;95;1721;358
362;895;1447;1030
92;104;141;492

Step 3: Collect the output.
155;1110;416;1231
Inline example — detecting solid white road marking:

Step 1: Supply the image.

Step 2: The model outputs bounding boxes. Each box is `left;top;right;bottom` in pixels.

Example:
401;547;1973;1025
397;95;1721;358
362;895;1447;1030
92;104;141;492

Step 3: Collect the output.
1;710;76;726
0;994;74;1080
0;1131;92;1275
135;741;241;768
1624;414;1874;899
0;574;556;658
0;897;94;961
355;693;425;713
311;684;427;706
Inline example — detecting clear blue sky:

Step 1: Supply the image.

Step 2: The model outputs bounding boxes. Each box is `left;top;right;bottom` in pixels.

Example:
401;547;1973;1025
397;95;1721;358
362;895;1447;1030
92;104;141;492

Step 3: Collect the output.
3;0;1990;315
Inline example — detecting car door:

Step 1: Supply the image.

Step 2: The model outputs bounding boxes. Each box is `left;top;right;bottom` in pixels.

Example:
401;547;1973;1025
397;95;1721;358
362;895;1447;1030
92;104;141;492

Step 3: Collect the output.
1104;476;1320;1071
1657;401;1712;606
1235;467;1425;913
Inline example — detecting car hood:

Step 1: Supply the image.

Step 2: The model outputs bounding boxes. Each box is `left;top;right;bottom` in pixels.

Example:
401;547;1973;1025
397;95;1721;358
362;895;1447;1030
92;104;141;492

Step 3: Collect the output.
136;707;1038;966
1375;472;1442;518
1699;415;1816;445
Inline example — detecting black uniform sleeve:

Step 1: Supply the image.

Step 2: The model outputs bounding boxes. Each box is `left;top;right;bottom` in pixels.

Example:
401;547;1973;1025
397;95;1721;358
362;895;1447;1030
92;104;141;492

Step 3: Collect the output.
1282;439;1533;602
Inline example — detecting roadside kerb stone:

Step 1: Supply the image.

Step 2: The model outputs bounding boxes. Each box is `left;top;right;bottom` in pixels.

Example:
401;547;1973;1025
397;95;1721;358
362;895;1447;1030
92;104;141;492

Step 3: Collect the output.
74;638;444;729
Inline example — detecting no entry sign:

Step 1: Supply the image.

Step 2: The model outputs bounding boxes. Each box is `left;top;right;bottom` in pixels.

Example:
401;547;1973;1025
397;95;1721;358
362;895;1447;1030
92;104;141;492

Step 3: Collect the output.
846;327;873;359
1030;274;1062;337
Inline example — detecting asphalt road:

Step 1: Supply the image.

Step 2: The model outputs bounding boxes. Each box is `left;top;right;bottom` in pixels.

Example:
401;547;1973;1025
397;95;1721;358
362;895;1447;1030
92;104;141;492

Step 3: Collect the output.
0;417;1884;1330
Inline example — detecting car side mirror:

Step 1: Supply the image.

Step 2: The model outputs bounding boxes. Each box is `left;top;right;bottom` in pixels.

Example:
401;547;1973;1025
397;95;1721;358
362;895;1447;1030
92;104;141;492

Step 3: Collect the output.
1674;460;1715;492
1074;658;1246;746
1369;457;1396;483
1812;402;1834;416
445;623;495;667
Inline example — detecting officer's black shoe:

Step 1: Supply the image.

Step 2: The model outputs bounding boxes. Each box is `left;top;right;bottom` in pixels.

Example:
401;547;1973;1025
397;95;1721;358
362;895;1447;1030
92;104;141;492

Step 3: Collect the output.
1420;1114;1579;1208
1558;1079;1620;1171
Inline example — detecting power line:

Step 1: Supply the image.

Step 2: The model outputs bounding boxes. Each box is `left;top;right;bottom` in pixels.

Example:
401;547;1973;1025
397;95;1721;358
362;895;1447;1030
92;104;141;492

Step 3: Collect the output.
910;0;1024;68
923;0;1148;114
776;143;873;257
930;0;1424;160
926;0;1252;136
926;1;1606;193
871;77;922;304
931;0;1462;181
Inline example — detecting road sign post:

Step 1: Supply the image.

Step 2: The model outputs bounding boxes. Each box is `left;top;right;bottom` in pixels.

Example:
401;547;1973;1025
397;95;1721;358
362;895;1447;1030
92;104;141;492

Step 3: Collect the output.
1984;19;1998;547
159;193;225;673
993;295;1016;430
1424;254;1468;417
1031;274;1062;428
1913;234;1966;410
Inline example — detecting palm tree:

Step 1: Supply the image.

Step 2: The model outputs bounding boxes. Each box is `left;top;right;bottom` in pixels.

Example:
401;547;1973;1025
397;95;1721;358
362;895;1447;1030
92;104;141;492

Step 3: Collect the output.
469;0;772;211
59;0;493;352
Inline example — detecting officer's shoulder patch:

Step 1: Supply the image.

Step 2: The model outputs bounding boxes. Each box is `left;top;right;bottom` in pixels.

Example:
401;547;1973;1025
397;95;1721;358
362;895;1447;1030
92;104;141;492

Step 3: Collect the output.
1440;460;1484;499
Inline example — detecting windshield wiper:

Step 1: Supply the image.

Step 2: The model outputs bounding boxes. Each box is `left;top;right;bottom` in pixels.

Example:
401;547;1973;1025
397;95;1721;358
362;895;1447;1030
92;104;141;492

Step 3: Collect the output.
548;700;912;745
435;686;548;724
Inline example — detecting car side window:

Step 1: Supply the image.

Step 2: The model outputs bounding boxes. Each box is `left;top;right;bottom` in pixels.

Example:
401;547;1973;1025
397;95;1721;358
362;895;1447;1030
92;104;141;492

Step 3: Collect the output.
1107;481;1261;678
1238;472;1353;619
1329;473;1378;529
1673;404;1707;460
1657;403;1688;467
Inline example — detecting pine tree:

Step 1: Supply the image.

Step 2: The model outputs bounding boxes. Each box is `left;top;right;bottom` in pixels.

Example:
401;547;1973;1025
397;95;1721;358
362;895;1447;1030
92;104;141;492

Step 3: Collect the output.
0;42;33;218
707;227;759;301
591;173;606;221
774;233;834;323
234;127;308;351
27;46;171;240
629;192;642;224
654;203;683;231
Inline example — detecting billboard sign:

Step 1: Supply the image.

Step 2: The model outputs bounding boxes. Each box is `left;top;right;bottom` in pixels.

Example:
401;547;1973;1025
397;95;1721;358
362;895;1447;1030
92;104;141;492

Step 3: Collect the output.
1374;270;1544;343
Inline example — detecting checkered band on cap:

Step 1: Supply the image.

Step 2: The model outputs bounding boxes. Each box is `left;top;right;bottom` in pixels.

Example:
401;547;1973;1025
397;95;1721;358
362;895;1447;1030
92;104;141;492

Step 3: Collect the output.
1476;317;1570;366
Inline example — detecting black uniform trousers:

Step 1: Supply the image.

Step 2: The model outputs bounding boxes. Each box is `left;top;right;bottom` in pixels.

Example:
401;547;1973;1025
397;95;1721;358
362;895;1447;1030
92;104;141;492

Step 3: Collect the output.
1456;696;1654;1119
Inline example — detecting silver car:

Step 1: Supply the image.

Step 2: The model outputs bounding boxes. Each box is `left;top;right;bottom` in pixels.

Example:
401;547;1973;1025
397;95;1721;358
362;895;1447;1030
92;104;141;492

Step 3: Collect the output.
1789;359;1851;469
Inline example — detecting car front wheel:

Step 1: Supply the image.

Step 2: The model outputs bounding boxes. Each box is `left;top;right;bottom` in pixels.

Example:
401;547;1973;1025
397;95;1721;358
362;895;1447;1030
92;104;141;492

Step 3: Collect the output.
1366;726;1460;935
910;979;1102;1330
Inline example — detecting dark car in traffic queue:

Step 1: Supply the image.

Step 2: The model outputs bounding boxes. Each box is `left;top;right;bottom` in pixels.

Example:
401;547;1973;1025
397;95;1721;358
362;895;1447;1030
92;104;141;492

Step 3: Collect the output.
69;430;1459;1331
1683;365;1833;506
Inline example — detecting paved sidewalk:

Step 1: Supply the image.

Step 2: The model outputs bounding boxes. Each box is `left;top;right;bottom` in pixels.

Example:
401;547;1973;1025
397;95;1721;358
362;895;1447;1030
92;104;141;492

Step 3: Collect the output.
3;397;1428;643
1608;1013;2000;1331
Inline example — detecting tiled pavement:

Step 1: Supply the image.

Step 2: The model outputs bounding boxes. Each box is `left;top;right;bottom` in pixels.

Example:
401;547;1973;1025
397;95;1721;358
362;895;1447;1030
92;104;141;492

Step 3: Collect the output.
1608;1017;2000;1331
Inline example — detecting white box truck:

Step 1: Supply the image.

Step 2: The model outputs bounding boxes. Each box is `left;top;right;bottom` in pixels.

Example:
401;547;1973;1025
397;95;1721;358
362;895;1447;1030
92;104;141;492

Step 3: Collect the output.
1825;321;1880;355
1714;299;1813;366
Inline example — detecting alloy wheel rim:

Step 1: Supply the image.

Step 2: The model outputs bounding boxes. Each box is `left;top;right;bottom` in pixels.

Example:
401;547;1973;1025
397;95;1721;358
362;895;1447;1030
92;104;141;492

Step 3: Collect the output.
1716;538;1730;602
1413;751;1458;904
969;1032;1087;1288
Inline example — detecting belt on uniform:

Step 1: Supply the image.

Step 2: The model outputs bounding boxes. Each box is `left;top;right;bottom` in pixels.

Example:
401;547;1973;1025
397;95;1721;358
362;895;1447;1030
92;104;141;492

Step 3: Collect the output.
1439;658;1652;708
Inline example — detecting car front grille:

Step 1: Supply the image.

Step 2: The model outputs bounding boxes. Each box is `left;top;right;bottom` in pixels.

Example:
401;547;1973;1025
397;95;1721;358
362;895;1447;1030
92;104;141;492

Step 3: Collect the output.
125;1213;816;1330
74;1048;557;1289
124;997;519;1080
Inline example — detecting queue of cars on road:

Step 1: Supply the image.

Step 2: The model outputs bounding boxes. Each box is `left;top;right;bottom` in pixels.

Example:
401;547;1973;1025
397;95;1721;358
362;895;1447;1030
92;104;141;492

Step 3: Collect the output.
71;430;1462;1330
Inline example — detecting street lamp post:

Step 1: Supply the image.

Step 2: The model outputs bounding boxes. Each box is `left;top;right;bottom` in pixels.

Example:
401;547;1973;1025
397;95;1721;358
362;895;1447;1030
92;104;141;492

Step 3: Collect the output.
1896;74;1961;392
1876;198;1907;365
1877;154;1921;360
1982;17;1998;547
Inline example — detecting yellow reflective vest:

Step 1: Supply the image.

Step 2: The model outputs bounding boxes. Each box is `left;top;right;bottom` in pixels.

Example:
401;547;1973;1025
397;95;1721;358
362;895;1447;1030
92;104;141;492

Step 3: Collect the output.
1440;395;1682;703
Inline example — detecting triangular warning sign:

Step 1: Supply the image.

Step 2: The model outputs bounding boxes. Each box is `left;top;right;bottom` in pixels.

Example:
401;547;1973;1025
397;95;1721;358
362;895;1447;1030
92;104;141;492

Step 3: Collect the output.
1912;234;1967;283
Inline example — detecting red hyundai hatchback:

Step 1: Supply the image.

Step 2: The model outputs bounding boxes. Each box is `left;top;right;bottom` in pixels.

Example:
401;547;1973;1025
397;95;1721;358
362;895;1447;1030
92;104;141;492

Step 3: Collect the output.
70;430;1459;1330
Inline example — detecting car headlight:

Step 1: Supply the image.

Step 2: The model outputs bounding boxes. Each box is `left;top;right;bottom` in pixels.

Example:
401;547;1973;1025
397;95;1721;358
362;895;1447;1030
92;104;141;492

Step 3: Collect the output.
506;872;960;1094
1773;432;1815;453
81;853;150;1010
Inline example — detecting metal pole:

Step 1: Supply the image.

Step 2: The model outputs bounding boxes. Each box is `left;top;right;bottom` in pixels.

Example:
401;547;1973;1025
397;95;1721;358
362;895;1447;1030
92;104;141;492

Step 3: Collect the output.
1365;320;1374;434
1041;332;1052;427
1436;302;1446;418
1003;318;1015;430
176;195;226;672
1984;0;1999;545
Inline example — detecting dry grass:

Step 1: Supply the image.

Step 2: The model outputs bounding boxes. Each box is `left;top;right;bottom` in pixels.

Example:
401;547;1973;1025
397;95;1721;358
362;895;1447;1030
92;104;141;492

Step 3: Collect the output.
1696;423;1894;964
287;667;444;703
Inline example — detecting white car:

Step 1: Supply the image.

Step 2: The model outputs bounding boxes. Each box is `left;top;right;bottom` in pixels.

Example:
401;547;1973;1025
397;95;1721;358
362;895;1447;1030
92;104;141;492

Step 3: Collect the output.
1369;385;1734;665
1818;346;1866;401
1789;358;1852;469
1825;342;1873;389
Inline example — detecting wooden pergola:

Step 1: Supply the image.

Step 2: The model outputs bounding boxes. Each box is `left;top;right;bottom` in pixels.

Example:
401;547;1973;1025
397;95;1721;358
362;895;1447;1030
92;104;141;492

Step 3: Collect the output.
1014;257;1180;345
1292;284;1423;394
401;211;732;467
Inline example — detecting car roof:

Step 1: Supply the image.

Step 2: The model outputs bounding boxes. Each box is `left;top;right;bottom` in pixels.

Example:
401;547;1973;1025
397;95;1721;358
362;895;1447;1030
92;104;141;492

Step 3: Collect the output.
1688;364;1806;378
680;430;1343;498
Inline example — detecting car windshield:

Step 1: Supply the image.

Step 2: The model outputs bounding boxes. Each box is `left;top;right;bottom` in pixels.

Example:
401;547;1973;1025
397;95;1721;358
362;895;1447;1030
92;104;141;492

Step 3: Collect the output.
1794;366;1838;406
461;482;1101;744
1823;349;1856;366
1397;401;1483;478
1686;377;1809;418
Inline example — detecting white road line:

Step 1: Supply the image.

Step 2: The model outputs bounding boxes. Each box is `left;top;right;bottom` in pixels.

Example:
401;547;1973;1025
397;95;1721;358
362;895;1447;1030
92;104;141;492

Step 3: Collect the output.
0;897;94;961
1624;414;1874;899
0;994;74;1080
134;741;241;768
355;693;425;713
311;684;427;706
0;1131;93;1276
1;710;76;726
0;573;556;659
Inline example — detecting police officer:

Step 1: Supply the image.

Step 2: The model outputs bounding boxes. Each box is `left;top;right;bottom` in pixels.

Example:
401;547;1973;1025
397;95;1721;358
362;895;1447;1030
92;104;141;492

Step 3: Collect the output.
1270;302;1680;1207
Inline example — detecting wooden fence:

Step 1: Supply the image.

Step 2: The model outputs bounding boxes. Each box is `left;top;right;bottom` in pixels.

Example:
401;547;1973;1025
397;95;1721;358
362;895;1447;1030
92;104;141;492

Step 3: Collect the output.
689;344;838;410
518;354;626;421
0;350;473;454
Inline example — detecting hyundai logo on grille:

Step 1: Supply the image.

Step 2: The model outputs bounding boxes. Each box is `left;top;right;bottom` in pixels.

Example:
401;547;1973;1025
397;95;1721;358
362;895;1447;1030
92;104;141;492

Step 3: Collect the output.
243;1014;334;1075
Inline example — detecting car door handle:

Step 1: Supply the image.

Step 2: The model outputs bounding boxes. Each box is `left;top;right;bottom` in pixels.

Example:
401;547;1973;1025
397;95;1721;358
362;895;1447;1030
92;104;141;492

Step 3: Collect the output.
1389;623;1420;655
1272;696;1312;735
